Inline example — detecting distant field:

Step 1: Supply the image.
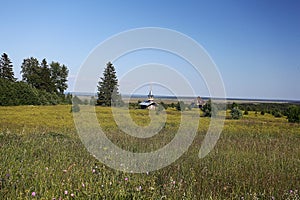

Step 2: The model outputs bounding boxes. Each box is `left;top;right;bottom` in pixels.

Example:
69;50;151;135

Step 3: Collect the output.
0;105;299;199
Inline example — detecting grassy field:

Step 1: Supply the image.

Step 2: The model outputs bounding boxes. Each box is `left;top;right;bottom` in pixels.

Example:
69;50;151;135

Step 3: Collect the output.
0;105;299;199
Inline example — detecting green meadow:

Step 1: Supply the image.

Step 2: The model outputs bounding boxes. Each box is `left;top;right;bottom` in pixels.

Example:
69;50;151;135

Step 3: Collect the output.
0;105;299;199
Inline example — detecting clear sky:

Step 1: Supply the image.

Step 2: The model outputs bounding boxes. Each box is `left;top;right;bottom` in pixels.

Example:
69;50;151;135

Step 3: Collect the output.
1;0;299;100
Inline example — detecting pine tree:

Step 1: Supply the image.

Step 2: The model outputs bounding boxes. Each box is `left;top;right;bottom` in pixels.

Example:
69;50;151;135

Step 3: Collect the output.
0;53;16;81
97;62;121;106
201;99;212;117
40;59;54;92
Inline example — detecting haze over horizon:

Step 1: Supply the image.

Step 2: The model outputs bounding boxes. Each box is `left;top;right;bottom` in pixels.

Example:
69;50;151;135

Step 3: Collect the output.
1;0;299;100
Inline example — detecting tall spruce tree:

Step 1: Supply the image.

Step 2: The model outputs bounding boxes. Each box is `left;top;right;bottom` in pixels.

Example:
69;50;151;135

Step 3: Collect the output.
0;53;16;81
40;59;54;92
97;62;121;106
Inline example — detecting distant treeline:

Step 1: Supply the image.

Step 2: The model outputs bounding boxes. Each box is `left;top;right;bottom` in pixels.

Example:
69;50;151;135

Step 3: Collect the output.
0;53;71;106
129;100;298;113
233;102;295;116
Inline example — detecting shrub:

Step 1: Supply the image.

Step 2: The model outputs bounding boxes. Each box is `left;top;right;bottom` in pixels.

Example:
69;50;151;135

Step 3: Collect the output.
90;96;96;105
261;110;265;115
71;104;80;112
160;101;168;109
231;102;238;109
72;96;83;104
0;79;41;105
231;107;243;119
201;99;218;117
244;110;249;115
286;105;300;123
176;101;185;111
156;104;165;115
201;100;211;117
274;112;282;118
272;110;282;118
65;93;73;104
0;78;70;106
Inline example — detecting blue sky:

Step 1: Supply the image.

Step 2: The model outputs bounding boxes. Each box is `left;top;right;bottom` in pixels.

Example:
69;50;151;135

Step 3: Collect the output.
1;0;299;100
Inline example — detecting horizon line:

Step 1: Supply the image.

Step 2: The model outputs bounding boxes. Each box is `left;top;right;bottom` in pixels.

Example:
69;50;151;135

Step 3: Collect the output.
68;92;300;103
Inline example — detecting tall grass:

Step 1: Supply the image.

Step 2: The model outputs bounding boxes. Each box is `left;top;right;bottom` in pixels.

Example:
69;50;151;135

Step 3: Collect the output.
0;105;299;199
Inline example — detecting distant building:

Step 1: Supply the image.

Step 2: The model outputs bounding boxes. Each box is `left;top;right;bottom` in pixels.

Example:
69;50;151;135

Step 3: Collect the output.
190;96;205;109
196;96;205;109
139;89;158;110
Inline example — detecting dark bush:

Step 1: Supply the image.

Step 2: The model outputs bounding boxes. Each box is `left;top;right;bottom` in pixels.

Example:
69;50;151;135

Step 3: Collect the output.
90;96;96;105
71;104;80;112
286;105;300;123
156;104;165;115
273;111;282;118
160;101;168;109
176;101;185;111
231;107;243;119
201;99;218;117
0;78;71;106
72;96;83;105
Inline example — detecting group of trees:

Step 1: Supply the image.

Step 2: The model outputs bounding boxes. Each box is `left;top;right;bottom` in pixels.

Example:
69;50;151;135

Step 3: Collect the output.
229;101;300;122
21;57;68;95
0;53;71;106
237;102;289;117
